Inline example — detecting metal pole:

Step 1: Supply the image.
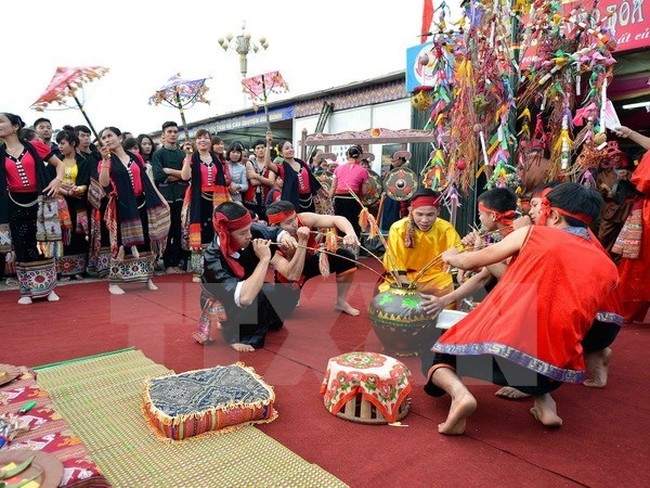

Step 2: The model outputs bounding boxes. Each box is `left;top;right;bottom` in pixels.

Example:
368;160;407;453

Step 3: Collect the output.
175;89;191;143
70;87;101;143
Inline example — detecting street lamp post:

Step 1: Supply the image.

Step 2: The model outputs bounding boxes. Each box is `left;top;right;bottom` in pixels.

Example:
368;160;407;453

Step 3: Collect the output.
218;21;269;78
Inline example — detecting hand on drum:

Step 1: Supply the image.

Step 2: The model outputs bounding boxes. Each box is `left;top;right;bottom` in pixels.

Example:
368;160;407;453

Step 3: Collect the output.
420;293;449;317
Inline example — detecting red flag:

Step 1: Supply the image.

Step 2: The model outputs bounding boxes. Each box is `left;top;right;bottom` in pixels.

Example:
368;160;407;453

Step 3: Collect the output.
420;0;434;43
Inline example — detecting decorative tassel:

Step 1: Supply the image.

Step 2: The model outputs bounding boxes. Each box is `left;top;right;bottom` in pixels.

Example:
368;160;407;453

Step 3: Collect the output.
404;218;415;249
367;214;379;239
325;230;339;252
358;208;370;232
117;245;125;261
131;245;140;258
318;251;330;278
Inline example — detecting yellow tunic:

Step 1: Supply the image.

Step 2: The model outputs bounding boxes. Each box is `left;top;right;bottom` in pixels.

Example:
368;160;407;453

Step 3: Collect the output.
379;217;461;295
63;162;79;185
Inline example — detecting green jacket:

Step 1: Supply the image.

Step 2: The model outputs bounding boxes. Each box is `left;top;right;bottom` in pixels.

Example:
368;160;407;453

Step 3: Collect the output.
152;146;188;203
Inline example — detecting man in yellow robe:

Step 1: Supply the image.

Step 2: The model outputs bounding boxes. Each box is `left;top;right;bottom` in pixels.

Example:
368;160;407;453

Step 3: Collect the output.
380;189;461;296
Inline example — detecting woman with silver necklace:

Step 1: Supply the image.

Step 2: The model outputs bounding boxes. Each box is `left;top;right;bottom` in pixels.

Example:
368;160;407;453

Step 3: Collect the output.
264;131;322;213
180;129;232;282
97;127;170;295
0;112;64;305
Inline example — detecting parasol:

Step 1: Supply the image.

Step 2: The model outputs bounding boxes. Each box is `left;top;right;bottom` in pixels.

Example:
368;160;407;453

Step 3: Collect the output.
149;74;210;141
31;66;109;140
241;71;289;130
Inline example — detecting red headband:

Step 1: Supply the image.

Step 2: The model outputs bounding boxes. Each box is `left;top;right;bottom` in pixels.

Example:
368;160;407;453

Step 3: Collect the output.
212;211;253;278
533;187;553;200
411;195;441;209
538;197;593;226
478;202;516;226
267;210;296;225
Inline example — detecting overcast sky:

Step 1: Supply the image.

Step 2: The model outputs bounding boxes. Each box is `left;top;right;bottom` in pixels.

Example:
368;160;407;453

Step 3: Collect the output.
3;1;461;136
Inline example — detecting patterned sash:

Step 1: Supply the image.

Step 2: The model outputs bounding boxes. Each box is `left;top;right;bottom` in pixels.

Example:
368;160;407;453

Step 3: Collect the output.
612;205;642;259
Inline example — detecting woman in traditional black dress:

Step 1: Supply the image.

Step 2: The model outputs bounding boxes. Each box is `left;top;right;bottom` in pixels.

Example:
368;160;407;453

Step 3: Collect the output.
55;129;90;279
0;112;64;304
97;127;170;295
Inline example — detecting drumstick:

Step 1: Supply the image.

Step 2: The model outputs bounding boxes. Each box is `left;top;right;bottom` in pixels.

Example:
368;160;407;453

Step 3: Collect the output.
410;225;514;285
345;190;402;284
307;231;390;276
270;242;388;281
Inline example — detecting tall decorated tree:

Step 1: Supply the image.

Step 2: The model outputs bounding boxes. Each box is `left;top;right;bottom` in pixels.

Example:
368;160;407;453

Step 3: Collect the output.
413;0;618;216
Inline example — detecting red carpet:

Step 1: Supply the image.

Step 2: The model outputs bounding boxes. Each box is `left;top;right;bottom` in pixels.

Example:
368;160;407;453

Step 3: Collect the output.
2;266;649;486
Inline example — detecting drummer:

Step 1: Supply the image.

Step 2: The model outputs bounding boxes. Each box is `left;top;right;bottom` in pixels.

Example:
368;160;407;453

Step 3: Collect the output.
329;145;370;238
379;188;461;300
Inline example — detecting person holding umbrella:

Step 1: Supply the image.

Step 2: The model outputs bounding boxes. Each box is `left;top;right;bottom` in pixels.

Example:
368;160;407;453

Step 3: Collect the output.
0;112;64;304
98;126;170;295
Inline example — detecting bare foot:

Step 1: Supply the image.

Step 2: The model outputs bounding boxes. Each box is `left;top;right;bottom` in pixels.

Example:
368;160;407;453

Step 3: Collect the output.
583;347;612;388
166;267;181;274
495;386;531;400
109;284;125;295
18;297;32;305
438;390;477;435
335;302;360;316
530;394;563;428
147;279;158;291
47;291;60;302
230;343;255;352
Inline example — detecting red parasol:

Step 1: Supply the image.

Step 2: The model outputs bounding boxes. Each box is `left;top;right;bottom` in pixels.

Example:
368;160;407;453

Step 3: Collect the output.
241;71;289;130
31;66;109;140
149;73;210;142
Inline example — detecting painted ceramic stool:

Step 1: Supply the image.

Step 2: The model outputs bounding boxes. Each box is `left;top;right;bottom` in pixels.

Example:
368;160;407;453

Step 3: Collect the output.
320;351;412;424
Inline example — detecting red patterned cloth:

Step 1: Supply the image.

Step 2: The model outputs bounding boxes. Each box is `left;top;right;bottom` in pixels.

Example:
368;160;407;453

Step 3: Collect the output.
434;226;619;383
320;352;412;423
616;149;650;322
0;369;109;487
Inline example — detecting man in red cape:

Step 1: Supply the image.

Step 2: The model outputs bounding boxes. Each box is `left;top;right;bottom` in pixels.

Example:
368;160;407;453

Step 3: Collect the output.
424;183;618;435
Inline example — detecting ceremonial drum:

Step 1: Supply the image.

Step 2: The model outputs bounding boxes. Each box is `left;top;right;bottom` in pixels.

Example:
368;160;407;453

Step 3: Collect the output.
362;170;383;206
368;285;442;356
144;363;277;440
383;167;419;201
320;352;412;425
